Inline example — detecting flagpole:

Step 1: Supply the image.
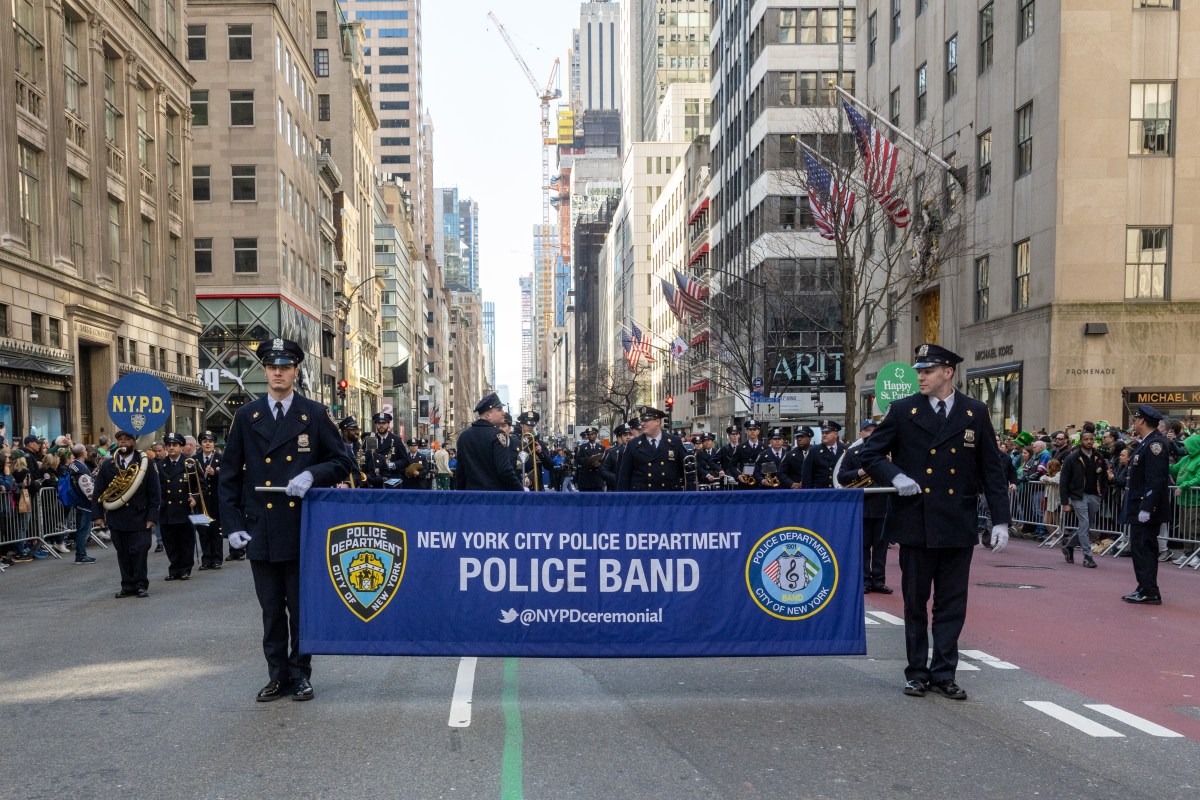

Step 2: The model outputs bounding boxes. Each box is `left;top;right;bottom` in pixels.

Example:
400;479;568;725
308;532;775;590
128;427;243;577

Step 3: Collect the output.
792;137;871;196
618;320;671;355
832;83;954;174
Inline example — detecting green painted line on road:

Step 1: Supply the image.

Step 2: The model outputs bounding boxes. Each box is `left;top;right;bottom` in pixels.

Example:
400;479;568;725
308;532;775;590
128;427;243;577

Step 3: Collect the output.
500;657;524;800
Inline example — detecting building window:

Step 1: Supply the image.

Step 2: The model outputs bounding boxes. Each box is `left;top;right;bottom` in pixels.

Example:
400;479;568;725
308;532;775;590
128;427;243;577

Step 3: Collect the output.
979;3;994;73
945;36;958;100
68;172;85;267
64;18;84;117
17;142;40;261
842;8;856;42
136;88;153;170
886;292;897;345
104;57;122;143
1136;0;1176;6
915;63;927;123
1129;82;1173;155
977;130;992;197
194;237;213;273
1013;239;1031;311
779;9;796;43
12;0;39;84
168;236;179;307
128;340;138;366
117;336;126;362
190;90;208;126
228;24;253;60
231;165;256;201
141;218;153;295
890;0;900;42
233;237;258;273
797;9;839;43
1125;228;1169;299
317;94;330;122
192;165;211;201
159;347;167;373
1015;103;1033;177
137;0;150;25
230;90;254;126
779;72;795;105
966;367;1022;437
1019;0;1035;42
177;352;184;375
31;313;44;345
316;10;328;39
313;49;329;77
974;256;990;321
889;86;901;130
187;24;206;60
867;12;877;66
164;0;177;52
108;198;121;272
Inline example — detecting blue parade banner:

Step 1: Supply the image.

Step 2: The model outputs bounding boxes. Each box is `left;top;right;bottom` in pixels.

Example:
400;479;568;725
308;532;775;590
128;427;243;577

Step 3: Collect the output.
299;490;865;657
107;372;173;435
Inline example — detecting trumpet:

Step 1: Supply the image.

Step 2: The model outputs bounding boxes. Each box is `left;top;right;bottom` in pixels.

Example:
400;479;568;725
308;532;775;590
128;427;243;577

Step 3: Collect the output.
760;462;781;488
737;472;757;487
833;450;884;488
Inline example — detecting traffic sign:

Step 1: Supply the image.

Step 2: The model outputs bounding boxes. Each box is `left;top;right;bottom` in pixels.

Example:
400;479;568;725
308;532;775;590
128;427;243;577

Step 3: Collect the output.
751;399;781;422
875;361;919;413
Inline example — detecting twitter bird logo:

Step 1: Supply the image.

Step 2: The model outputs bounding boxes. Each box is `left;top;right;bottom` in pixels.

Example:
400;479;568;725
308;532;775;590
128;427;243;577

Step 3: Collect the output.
499;609;518;624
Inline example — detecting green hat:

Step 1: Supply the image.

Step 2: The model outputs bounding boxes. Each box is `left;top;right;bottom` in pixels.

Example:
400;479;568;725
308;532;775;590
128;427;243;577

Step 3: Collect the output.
1014;431;1035;447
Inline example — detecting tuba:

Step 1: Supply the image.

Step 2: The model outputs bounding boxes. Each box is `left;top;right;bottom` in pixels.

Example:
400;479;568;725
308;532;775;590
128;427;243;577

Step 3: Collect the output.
98;451;149;510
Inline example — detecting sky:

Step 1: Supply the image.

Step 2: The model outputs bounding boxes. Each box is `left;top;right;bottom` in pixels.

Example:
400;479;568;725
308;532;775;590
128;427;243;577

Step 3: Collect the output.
423;1;582;401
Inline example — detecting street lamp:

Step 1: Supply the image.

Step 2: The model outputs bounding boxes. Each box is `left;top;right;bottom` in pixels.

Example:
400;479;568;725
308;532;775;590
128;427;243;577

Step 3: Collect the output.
336;273;383;417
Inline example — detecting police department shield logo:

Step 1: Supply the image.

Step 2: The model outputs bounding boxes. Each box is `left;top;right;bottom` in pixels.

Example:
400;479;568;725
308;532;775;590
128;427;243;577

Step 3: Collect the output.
131;413;146;432
326;522;407;622
746;527;838;620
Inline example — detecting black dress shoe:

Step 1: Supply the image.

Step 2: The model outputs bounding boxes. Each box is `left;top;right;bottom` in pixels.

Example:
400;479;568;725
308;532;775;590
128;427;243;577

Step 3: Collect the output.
115;589;137;599
179;574;190;580
863;585;874;594
1083;557;1097;569
154;544;164;553
1061;546;1074;564
198;564;211;571
210;563;222;570
256;681;291;702
903;679;929;697
136;589;149;598
1122;591;1162;605
291;679;314;701
164;575;180;581
930;681;968;700
872;584;894;595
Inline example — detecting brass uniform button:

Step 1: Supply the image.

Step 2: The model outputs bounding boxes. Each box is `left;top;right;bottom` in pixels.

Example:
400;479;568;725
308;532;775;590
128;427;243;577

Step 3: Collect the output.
266;502;273;509
289;501;296;508
265;457;271;464
924;488;931;493
930;449;937;455
948;489;955;494
265;481;271;486
286;455;293;461
926;468;933;474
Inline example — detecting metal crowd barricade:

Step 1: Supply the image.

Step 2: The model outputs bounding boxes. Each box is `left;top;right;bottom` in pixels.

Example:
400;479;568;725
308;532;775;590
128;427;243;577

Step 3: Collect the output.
1167;487;1200;569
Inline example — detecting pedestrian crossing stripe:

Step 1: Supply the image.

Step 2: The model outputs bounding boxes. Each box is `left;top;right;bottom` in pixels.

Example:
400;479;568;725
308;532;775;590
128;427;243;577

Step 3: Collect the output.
1024;701;1183;738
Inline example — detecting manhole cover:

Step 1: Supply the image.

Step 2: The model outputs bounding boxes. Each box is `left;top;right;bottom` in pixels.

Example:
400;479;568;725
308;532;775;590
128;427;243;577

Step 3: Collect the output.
994;565;1056;570
976;582;1044;589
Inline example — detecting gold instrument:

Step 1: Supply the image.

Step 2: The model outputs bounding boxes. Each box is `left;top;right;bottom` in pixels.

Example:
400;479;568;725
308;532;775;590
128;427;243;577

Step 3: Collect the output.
98;451;149;510
737;472;757;487
183;457;214;522
585;450;606;469
355;446;368;487
405;461;424;479
833;449;884;488
760;461;781;488
519;433;540;489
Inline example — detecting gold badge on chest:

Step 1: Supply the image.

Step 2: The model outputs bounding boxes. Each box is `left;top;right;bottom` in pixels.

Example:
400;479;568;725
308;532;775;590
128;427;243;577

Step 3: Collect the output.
963;429;976;448
298;434;311;452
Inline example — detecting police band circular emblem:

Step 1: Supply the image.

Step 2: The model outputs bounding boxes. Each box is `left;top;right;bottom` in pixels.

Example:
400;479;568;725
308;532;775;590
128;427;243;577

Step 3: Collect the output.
327;522;408;622
745;526;838;620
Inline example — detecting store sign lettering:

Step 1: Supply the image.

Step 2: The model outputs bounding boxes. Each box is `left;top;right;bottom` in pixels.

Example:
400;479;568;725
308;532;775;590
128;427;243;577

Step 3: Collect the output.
974;344;1014;361
772;352;845;386
1130;390;1200;404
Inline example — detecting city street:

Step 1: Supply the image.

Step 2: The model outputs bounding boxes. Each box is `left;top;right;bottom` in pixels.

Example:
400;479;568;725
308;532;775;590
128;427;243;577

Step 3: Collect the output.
2;538;1197;800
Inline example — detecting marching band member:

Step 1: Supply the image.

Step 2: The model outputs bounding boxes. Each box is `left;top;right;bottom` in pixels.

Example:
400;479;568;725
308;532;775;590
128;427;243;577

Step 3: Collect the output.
93;430;161;599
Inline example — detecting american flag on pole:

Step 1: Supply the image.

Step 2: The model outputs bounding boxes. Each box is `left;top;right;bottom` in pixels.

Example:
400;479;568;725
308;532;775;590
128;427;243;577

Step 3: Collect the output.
661;279;686;322
842;100;911;228
631;322;654;361
803;153;855;242
673;268;708;318
621;329;641;370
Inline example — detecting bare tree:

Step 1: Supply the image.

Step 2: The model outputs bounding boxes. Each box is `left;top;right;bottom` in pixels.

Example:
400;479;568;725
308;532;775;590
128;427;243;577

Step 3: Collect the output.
575;359;650;431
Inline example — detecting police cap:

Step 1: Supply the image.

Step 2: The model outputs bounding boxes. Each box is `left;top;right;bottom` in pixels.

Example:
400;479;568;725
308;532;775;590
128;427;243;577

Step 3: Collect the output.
256;337;304;366
912;343;963;370
163;432;186;446
613;424;630;436
768;428;785;439
795;426;815;439
627;418;643;431
726;425;739;435
1133;404;1165;425
199;431;216;442
517;410;540;426
702;432;716;441
113;430;138;441
638;405;668;421
819;419;842;432
583;427;599;436
744;419;761;430
860;419;880;431
338;416;359;431
474;392;504;415
406;438;420;447
372;412;393;425
502;412;513;426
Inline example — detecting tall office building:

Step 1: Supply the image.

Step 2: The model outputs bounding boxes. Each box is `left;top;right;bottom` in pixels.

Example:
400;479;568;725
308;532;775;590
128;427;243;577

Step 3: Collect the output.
458;197;479;295
621;0;711;144
482;301;496;389
578;1;622;113
434;186;461;285
519;273;533;411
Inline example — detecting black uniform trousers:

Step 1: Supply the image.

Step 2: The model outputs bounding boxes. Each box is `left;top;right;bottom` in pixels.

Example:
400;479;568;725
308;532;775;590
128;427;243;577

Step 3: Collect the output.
250;558;311;684
161;522;196;577
111;527;152;593
198;520;223;567
898;544;973;684
1129;522;1161;597
864;517;888;588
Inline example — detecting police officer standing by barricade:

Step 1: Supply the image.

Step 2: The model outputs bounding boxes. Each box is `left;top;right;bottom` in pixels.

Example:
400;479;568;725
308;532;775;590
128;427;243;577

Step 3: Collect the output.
453;393;523;491
196;432;225;568
574;427;608;492
839;419;891;593
616;407;691;492
218;338;354;703
400;438;433;489
158;432;197;581
94;430;161;598
781;427;814;489
859;343;1010;701
802;420;844;489
1120;404;1170;605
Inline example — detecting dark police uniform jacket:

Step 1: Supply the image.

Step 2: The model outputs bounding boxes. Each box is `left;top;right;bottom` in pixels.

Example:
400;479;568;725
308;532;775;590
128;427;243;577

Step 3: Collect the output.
801;441;844;489
400;449;433;490
196;451;222;524
733;439;765;481
860;390;1010;547
218;393;353;562
367;432;402;487
754;447;791;487
92;451;162;531
1120;430;1171;525
157;456;194;525
574;441;608;490
453;419;523;491
717;442;739;474
616;433;689;491
518;435;548;491
837;440;888;518
599;444;625;490
696;447;722;484
780;446;810;487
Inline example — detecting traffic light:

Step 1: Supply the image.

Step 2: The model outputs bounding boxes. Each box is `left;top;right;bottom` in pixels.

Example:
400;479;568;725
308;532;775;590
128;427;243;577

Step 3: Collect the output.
665;395;674;420
337;379;348;399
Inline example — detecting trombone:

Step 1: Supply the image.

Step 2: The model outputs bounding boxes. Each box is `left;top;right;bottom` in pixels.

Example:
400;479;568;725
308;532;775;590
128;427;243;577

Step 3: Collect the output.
183;457;215;524
519;432;540;489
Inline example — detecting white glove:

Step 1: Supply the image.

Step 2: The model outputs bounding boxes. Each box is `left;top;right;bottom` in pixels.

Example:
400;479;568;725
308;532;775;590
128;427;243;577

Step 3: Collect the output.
891;474;921;496
1138;510;1151;524
286;470;314;498
227;530;251;549
989;524;1009;554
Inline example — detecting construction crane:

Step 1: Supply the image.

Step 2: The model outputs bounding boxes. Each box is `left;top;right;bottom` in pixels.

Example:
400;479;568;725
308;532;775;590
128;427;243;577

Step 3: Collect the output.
487;10;561;278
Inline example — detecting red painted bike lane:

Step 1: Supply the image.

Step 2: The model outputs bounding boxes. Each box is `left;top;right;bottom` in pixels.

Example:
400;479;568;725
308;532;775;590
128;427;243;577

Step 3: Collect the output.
867;538;1200;739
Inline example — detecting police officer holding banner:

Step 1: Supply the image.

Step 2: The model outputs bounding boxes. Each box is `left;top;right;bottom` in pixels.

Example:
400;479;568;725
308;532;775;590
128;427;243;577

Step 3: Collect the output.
218;339;353;703
859;343;1010;701
1120;404;1170;605
838;419;891;594
453;393;523;491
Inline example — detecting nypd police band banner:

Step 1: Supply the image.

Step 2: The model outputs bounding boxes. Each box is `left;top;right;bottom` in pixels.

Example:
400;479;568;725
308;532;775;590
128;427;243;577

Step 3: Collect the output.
299;489;866;657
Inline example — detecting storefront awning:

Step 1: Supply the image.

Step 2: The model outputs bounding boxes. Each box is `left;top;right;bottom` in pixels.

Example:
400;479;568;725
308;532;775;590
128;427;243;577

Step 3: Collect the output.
687;379;710;393
687;243;710;266
0;352;73;376
687;197;710;225
689;331;710;347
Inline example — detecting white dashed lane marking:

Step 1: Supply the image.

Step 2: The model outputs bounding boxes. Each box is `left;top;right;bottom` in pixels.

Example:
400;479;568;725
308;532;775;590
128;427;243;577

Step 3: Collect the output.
1024;701;1185;738
960;649;1020;669
448;656;478;728
865;610;905;626
1085;704;1184;737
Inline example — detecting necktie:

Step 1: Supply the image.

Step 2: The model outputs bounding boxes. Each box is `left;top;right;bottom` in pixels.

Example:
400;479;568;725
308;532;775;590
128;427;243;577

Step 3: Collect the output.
937;400;947;419
275;401;284;422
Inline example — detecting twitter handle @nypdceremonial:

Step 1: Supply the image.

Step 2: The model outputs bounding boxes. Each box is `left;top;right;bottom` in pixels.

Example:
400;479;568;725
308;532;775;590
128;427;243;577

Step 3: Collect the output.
499;607;665;627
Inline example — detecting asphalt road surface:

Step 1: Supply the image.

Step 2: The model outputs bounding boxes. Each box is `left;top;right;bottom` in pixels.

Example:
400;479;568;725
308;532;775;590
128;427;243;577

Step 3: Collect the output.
2;538;1197;800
